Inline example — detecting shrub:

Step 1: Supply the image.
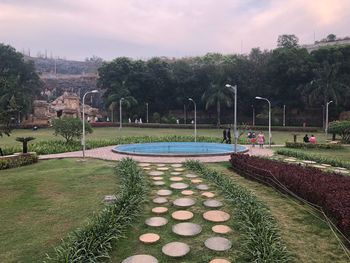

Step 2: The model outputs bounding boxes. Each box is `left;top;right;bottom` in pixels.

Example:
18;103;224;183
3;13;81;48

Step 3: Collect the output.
152;112;161;123
0;153;38;170
52;117;93;143
185;161;290;262
45;158;147;262
328;121;350;143
285;142;342;150
230;154;350;240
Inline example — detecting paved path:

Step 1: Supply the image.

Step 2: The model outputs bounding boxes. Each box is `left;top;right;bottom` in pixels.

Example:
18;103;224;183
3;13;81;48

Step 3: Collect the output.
39;145;273;163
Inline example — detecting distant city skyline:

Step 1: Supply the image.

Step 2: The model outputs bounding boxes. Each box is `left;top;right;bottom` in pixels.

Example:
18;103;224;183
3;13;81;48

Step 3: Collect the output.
1;0;349;61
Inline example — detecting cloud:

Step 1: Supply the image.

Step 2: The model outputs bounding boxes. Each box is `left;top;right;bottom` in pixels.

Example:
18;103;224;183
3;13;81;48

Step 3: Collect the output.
0;0;349;60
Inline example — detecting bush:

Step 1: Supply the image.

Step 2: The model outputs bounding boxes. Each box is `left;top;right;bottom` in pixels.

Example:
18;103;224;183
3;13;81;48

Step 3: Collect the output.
276;148;350;169
230;154;350;239
0;153;38;170
185;161;290;262
46;158;147;261
52;117;93;143
328;121;350;143
285;142;342;150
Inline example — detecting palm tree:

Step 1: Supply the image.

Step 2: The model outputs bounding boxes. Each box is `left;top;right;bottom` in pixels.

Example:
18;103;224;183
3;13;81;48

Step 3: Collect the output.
202;83;233;126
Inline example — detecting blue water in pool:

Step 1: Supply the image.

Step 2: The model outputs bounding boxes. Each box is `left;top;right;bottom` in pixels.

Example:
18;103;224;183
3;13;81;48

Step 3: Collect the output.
113;142;248;156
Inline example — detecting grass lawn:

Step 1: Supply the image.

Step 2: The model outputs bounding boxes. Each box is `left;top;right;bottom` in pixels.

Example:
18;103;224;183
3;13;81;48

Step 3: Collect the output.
0;127;327;148
0;159;117;263
210;162;350;263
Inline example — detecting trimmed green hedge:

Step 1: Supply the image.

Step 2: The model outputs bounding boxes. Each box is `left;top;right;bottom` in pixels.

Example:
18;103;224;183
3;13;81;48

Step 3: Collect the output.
285;142;342;150
185;160;290;263
45;158;148;262
276;148;350;170
0;153;38;170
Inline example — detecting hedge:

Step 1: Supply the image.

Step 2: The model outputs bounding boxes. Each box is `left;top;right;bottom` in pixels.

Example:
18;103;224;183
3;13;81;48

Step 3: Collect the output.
230;154;350;240
0;153;38;170
45;158;148;262
185;160;290;263
285;142;342;150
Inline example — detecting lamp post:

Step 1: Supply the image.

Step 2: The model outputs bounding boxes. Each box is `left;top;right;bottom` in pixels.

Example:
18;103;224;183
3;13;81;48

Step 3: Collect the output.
255;96;272;147
325;100;333;140
146;102;149;123
251;105;255;126
188;98;197;142
119;98;124;129
226;84;238;153
82;90;99;158
283;104;286;127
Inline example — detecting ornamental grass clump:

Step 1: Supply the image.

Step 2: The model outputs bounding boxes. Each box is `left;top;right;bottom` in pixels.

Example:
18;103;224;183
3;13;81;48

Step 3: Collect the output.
45;158;147;262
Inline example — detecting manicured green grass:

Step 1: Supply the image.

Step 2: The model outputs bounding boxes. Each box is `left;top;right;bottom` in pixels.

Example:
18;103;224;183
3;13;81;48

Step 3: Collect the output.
0;159;117;263
0;127;327;148
210;162;350;263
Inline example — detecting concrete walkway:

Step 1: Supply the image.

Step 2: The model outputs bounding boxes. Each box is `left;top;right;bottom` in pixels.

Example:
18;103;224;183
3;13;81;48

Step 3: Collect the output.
39;145;273;163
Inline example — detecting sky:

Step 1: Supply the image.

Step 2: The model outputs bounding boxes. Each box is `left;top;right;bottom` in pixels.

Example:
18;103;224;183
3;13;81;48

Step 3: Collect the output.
0;0;349;61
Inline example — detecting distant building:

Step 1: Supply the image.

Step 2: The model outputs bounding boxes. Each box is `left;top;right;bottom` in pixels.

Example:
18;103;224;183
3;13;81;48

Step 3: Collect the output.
302;38;350;52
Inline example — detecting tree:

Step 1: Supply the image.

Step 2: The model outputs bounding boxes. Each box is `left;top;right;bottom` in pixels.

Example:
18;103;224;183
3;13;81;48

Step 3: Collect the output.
52;117;92;143
326;34;337;42
277;34;299;49
15;137;35;153
328;121;350;143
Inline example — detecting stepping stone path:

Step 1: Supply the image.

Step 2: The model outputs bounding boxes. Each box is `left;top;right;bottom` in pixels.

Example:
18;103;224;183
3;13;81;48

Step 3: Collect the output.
152;207;168;214
212;225;232;234
153;197;168;204
181;190;194;196
122;255;158;263
149;171;164;176
157;189;172;196
205;237;232;251
171;172;182;175
143;167;151;170
145;217;168;227
210;259;231;263
139;163;151;167
204;199;223;208
139;233;160;244
173;197;196;208
153;181;165;186
203;210;230;222
172;210;194;221
191;179;203;184
152;177;163;181
174;168;185;171
170;176;183;182
172;222;202;236
302;160;317;164
162;242;190;257
171;164;183;167
196;184;210;190
202;192;215;198
156;164;166;167
157;167;169;171
185;173;198;178
170;182;189;190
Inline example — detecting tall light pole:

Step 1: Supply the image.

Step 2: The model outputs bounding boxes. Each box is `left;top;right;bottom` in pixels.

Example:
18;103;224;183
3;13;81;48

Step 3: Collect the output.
255;96;272;147
188;98;197;142
82;90;99;158
283;104;286;127
226;84;238;153
119;98;124;129
325;100;333;140
146;102;149;123
251;105;255;126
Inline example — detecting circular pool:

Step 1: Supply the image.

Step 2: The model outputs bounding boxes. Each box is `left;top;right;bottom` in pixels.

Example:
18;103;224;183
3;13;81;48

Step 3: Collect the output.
113;142;248;157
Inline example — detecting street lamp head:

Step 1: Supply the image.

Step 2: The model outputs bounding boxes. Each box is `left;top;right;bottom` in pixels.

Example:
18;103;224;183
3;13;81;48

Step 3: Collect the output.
328;100;333;104
188;98;193;102
91;90;99;93
225;84;232;88
120;97;124;101
255;96;262;100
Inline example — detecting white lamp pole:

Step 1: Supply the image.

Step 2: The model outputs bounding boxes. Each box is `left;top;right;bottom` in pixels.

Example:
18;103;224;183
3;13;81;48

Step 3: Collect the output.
283;104;286;126
252;105;255;126
82;90;99;158
226;84;238;153
325;100;333;139
255;96;272;147
188;98;197;142
119;98;124;129
146;102;149;123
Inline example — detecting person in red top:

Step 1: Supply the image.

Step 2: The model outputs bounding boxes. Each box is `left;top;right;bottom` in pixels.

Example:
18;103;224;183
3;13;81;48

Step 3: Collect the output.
309;134;317;144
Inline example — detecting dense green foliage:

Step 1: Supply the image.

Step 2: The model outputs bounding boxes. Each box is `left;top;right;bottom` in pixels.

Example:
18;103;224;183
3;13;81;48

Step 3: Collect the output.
45;158;147;262
276;148;350;169
52;117;93;143
0;153;38;170
185;160;290;263
285;142;342;150
0;43;42;136
328;120;350;143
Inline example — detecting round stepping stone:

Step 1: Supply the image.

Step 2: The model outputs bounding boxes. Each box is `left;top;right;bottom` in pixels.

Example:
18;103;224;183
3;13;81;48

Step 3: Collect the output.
152;207;168;214
312;164;326;169
205;237;232;251
210;259;231;263
139;233;160;244
162;242;190;258
302;160;317;164
156;164;166;167
203;210;230;222
172;222;202;236
157;167;169;171
185;173;198;178
153;197;168;204
321;163;332;167
181;190;194;196
149;171;164;176
284;158;296;162
139;163;151;167
334;169;349;174
173;197;196;208
157;189;172;196
174;168;185;172
204;199;223;208
172;210;194;221
122;254;158;263
191;179;203;184
143;167;151;170
152;177;163;181
196;184;209;190
170;176;183;182
335;167;347;170
212;225;232;234
171;172;182;175
145;217;168;227
171;164;183;167
154;181;165;186
201;192;215;198
170;182;189;190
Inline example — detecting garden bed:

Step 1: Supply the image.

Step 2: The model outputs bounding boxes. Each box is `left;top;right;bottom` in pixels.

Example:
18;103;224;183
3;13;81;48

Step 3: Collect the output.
0;152;38;170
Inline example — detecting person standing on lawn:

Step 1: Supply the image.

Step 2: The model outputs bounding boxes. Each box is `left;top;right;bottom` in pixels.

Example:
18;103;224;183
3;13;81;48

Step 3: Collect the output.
257;131;265;148
226;128;232;144
222;129;227;143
